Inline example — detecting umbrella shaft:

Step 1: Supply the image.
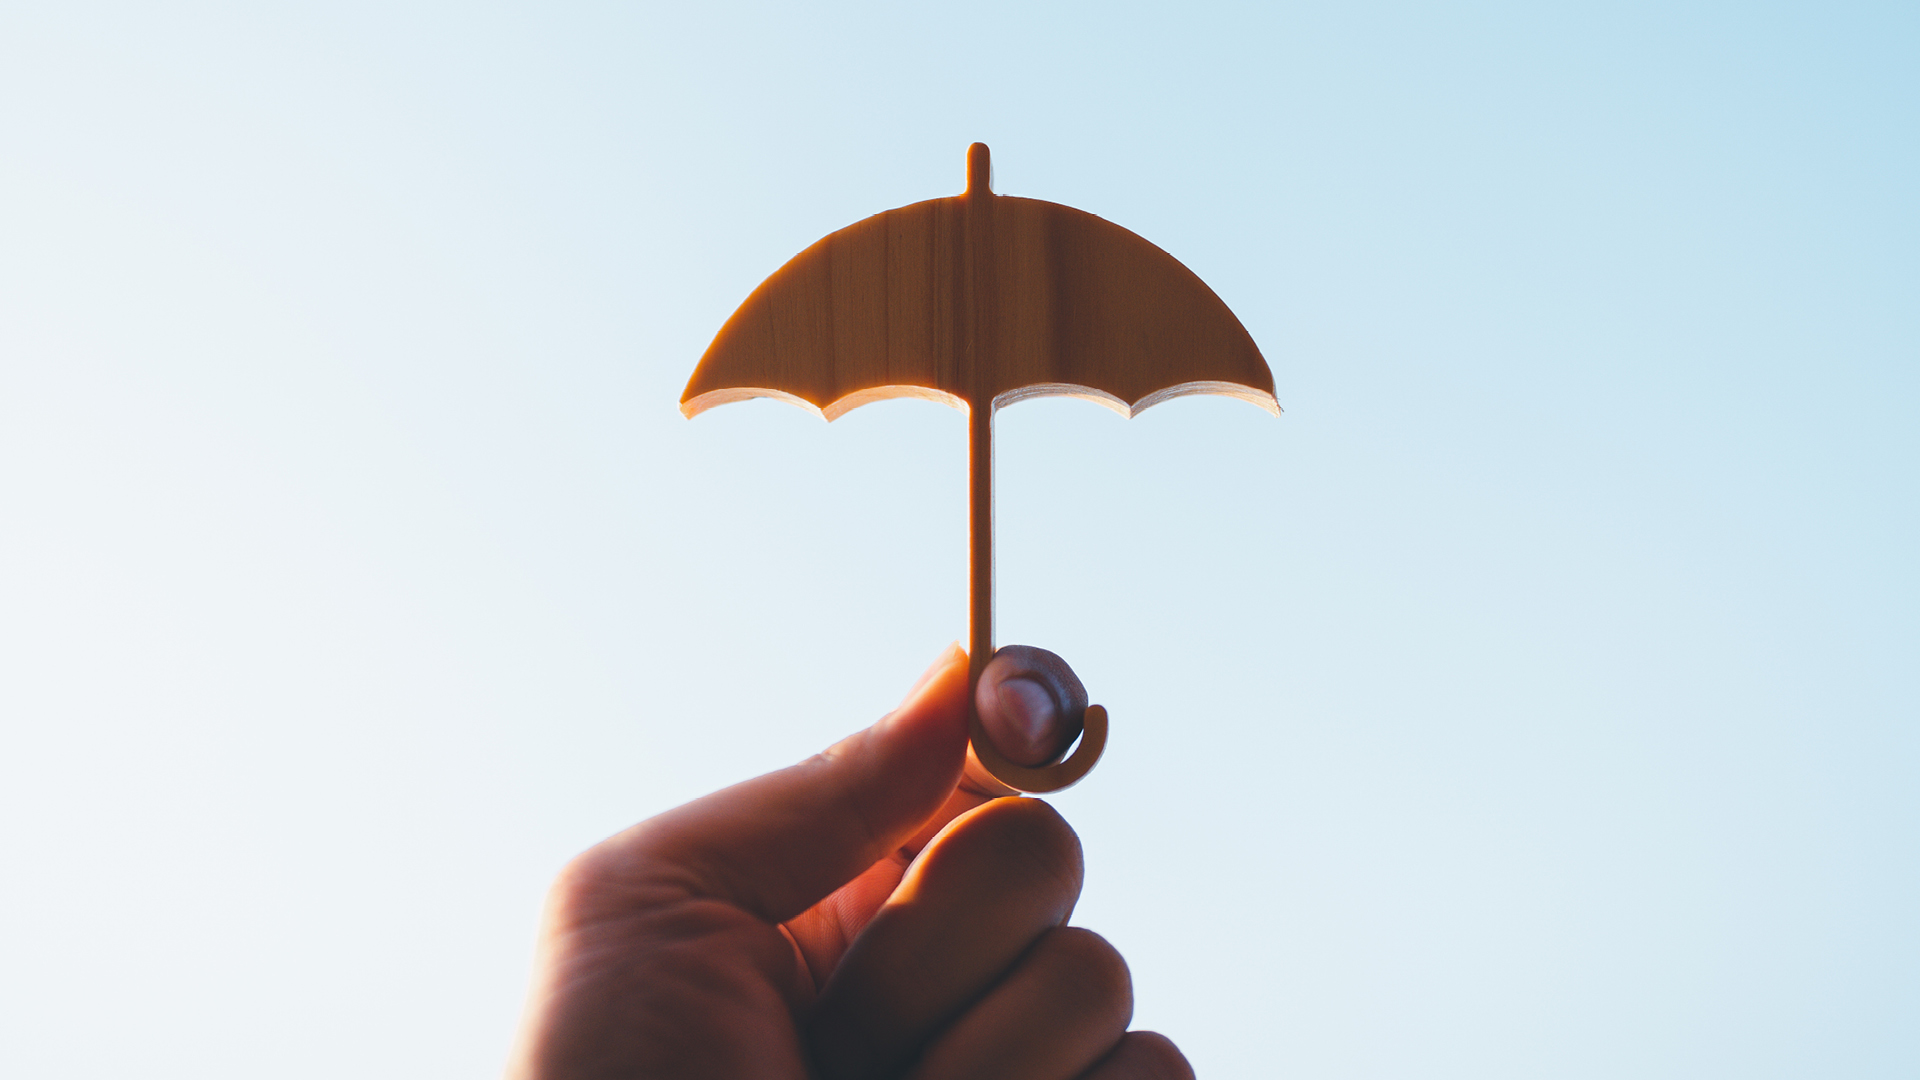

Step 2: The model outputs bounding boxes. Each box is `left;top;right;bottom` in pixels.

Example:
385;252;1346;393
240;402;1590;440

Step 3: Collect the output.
968;399;993;685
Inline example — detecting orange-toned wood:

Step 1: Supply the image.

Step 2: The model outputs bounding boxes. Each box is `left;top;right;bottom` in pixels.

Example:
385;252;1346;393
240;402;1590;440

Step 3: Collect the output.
683;144;1275;793
968;705;1108;796
682;146;1276;422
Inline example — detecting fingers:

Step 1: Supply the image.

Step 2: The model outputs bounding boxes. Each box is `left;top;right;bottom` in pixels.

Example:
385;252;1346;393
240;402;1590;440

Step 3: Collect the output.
809;797;1085;1079
789;646;1091;986
1078;1033;1195;1080
571;644;973;926
975;645;1089;768
905;928;1132;1080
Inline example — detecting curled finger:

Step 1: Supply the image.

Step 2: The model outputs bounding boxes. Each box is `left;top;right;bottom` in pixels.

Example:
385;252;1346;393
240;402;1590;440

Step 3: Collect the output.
906;927;1133;1080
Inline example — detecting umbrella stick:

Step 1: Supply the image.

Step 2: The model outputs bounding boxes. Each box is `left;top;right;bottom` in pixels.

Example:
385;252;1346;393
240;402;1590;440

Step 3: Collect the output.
966;142;997;702
968;397;994;697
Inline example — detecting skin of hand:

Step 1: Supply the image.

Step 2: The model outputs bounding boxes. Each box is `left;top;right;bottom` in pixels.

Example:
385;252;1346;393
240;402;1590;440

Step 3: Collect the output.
505;644;1194;1080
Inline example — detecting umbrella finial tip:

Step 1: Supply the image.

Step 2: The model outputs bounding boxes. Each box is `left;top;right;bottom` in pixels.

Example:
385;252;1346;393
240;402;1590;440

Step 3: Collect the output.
966;142;992;196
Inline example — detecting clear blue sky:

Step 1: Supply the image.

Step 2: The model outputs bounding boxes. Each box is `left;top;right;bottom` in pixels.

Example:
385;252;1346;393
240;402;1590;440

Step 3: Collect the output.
2;2;1914;1076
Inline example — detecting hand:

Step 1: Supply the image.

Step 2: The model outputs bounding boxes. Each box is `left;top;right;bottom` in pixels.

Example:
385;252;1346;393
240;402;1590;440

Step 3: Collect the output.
505;644;1193;1079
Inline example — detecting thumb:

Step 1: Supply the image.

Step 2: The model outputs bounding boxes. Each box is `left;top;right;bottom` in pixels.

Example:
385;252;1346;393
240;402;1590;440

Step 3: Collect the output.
602;644;973;925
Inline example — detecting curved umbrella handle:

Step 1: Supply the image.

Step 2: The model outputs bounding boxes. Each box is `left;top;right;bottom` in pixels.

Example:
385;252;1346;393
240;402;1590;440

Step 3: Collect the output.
966;705;1109;794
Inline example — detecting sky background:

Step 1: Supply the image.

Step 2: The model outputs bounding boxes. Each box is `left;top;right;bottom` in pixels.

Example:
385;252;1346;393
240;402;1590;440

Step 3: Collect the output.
1;2;1915;1077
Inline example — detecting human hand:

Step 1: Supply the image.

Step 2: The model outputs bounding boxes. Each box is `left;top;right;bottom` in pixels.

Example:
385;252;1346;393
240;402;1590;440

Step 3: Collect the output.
505;644;1193;1079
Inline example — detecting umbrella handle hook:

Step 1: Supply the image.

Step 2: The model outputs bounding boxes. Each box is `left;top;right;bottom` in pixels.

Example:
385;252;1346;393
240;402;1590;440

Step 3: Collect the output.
966;703;1109;794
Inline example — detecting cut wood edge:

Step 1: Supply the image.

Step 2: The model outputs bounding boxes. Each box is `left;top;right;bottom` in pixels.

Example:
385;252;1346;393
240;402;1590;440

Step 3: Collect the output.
684;380;1280;421
681;384;967;420
825;385;968;420
1127;380;1282;418
993;380;1280;418
992;383;1132;417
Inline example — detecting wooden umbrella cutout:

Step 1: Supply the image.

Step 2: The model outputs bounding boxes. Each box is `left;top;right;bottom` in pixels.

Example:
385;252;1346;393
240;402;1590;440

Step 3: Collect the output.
683;143;1276;793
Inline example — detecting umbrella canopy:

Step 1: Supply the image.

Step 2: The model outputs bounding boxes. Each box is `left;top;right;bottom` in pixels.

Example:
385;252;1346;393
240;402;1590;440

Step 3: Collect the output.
682;145;1276;421
683;144;1275;793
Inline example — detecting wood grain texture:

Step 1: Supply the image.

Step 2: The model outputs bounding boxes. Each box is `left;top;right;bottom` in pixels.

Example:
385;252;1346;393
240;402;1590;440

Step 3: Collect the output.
681;146;1276;420
683;145;1274;793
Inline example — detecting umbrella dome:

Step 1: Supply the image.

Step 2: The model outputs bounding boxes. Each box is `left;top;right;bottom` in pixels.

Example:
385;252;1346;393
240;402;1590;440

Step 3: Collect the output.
682;145;1276;421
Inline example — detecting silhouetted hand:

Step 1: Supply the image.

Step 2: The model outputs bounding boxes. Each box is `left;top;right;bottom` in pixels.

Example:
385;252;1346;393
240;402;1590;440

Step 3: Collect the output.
505;644;1193;1079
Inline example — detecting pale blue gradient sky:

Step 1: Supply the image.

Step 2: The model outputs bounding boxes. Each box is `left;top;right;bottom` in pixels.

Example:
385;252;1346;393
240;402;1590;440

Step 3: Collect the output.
1;3;1914;1077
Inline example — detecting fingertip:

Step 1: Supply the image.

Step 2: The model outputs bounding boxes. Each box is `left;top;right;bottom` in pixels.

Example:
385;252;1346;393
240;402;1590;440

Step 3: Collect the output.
1091;1031;1195;1080
864;643;973;779
882;640;969;724
976;645;1088;767
898;641;968;705
935;795;1085;898
991;677;1059;765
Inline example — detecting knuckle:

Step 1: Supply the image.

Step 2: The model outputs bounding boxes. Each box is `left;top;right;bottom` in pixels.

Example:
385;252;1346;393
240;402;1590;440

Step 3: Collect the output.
1118;1031;1195;1080
545;847;617;923
544;830;675;928
1040;927;1133;1021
